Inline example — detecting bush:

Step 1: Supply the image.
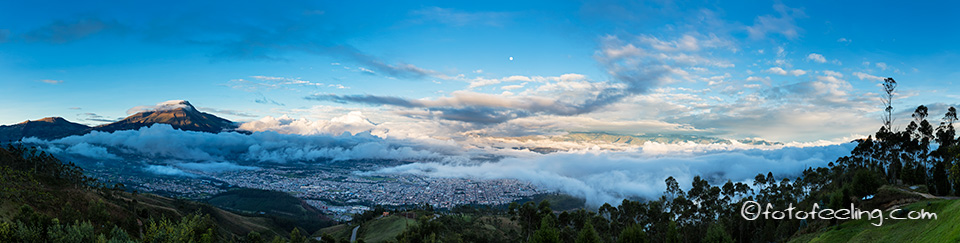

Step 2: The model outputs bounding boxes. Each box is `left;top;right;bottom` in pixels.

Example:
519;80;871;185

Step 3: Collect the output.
852;169;884;198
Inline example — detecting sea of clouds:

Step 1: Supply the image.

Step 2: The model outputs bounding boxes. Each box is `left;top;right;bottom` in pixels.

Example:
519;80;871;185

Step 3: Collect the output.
370;143;856;206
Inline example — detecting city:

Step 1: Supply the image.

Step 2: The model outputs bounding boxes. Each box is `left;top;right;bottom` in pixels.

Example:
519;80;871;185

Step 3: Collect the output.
87;162;542;221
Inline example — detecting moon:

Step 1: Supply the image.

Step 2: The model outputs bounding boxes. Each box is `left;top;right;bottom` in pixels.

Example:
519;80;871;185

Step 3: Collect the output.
509;57;514;61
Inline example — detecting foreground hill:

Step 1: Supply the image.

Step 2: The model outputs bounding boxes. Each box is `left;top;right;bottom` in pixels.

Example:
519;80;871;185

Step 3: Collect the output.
790;199;960;242
0;144;316;242
0;117;90;142
206;188;335;234
317;208;519;243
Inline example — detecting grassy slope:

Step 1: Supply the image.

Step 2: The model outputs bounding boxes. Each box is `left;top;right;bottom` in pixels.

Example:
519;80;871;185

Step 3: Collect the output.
205;188;334;233
319;213;520;242
791;199;960;243
360;215;417;243
317;224;354;240
0;186;289;239
134;193;289;238
206;189;308;215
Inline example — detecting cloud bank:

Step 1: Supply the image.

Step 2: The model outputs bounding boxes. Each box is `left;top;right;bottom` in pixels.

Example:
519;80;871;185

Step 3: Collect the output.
24;124;466;177
373;143;856;207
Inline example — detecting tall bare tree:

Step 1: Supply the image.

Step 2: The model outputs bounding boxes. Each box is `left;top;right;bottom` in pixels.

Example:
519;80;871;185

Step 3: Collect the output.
882;77;897;130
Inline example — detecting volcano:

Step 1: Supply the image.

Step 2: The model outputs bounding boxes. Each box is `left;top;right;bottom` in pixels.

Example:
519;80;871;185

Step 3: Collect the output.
94;100;238;133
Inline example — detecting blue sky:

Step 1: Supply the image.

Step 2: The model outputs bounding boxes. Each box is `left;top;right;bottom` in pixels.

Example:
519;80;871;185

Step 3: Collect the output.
2;0;959;142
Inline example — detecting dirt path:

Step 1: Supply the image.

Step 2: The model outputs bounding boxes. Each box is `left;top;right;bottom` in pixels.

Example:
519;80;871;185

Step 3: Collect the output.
350;225;360;242
885;188;960;211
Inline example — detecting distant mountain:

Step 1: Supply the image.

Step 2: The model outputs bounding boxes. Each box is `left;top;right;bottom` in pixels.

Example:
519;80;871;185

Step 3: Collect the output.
557;132;783;145
559;132;734;145
538;132;783;146
0;100;241;142
93;100;239;133
0;117;91;142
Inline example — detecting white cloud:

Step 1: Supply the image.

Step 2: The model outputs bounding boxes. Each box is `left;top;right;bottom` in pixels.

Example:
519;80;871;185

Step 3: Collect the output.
766;67;788;75
358;67;375;74
807;53;827;63
144;165;193;177
240;111;379;136
178;162;258;172
853;72;884;81
229;75;325;91
468;74;586;89
765;67;805;76
468;77;501;88
822;70;843;78
837;38;851;43
747;4;805;39
876;62;888;71
503;75;533;82
501;83;526;91
559;73;587;82
40;79;63;84
37;123;458;164
639;34;732;52
126;100;195;114
65;142;120;160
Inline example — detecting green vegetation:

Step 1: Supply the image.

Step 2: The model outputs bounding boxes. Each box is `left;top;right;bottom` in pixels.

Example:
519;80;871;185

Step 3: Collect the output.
360;215;416;242
206;188;334;233
0;143;321;242
793;199;960;242
515;194;586;212
315;223;353;241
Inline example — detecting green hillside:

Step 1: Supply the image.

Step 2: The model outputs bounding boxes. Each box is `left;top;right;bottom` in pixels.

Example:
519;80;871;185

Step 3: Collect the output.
359;215;417;243
791;199;960;243
319;209;520;243
206;188;335;233
0;144;316;242
514;193;585;212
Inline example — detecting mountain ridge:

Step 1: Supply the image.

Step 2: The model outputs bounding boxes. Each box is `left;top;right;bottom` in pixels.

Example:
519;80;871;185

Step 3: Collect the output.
94;100;238;134
0;117;91;142
0;100;240;142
